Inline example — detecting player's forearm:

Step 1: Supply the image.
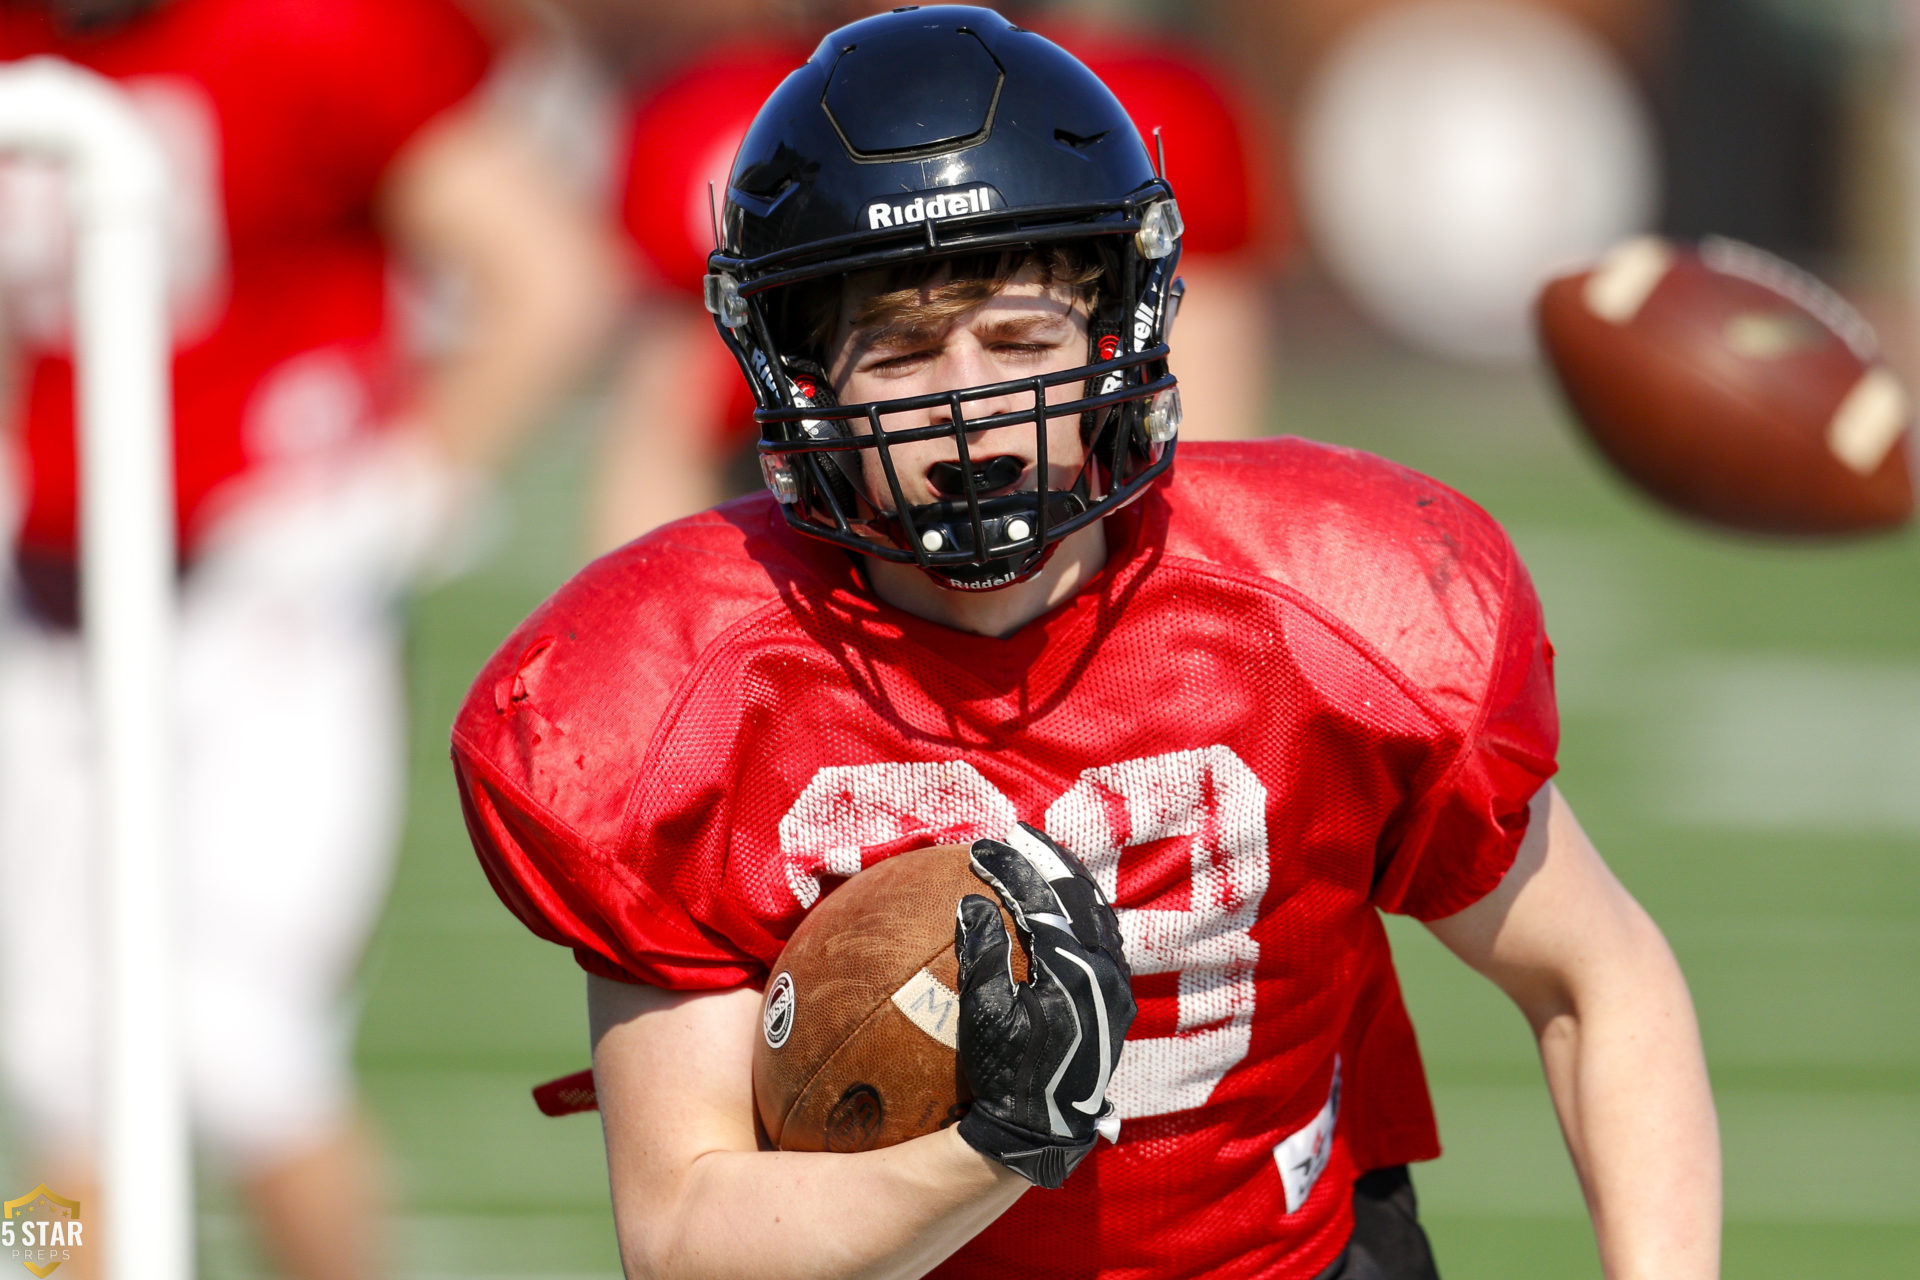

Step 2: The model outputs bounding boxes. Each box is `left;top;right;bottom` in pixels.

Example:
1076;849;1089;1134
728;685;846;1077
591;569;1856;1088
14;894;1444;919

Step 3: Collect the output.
611;1124;1027;1280
1534;921;1721;1280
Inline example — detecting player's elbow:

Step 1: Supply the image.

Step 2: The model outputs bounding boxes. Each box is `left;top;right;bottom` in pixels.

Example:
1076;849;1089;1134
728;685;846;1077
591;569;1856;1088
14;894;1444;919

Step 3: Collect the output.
611;1194;690;1280
1518;898;1692;1042
608;1148;741;1280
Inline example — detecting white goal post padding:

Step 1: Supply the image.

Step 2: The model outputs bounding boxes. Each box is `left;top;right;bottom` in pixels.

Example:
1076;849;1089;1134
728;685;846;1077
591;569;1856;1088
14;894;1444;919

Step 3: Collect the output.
0;57;187;1280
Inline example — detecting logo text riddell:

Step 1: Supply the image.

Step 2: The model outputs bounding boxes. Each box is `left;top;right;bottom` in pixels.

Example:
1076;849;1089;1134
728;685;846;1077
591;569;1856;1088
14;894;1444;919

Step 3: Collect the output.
866;186;999;231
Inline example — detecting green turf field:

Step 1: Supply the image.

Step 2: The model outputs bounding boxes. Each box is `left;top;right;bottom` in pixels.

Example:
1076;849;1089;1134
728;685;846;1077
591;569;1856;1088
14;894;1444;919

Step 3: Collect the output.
12;320;1916;1278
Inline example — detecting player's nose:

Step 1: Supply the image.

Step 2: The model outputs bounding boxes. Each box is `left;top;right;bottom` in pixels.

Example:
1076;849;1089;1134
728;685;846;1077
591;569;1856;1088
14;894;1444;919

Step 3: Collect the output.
929;340;1032;431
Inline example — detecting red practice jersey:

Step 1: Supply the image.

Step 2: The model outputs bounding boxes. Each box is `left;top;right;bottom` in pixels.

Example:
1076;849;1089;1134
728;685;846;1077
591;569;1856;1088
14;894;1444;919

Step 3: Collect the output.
454;439;1558;1279
0;0;492;558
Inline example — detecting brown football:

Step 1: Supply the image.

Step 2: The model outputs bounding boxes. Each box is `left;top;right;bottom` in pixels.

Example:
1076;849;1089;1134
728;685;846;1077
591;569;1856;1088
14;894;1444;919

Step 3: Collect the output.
752;844;1026;1153
1536;235;1914;534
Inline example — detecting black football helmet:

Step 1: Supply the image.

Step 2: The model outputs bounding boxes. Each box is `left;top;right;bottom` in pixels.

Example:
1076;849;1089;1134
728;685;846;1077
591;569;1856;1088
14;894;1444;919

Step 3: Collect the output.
704;4;1184;591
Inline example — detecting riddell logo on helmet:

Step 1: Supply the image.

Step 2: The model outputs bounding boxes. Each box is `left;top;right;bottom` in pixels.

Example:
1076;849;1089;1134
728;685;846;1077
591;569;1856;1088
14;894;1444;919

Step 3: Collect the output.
867;185;1002;231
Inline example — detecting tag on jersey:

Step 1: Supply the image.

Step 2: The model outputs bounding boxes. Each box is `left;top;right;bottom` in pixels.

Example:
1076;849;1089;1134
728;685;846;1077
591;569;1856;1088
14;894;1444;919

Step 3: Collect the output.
1272;1056;1341;1213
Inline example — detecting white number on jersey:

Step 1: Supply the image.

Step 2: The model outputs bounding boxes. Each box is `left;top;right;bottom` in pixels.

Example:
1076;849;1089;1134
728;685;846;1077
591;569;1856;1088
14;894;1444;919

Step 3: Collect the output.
1046;746;1268;1119
778;746;1270;1121
777;760;1016;908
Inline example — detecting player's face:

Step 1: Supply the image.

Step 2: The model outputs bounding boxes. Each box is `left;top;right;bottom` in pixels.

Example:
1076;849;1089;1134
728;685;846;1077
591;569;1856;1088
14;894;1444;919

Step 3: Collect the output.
824;261;1093;514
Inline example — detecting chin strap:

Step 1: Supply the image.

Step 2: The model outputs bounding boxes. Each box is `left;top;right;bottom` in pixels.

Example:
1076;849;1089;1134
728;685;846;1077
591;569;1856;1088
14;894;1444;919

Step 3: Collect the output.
896;481;1092;592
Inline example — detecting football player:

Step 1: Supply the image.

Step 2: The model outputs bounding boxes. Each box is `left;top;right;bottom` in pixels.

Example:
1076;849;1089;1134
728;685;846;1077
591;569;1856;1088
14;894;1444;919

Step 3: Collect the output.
585;0;1284;551
0;0;619;1276
453;8;1720;1278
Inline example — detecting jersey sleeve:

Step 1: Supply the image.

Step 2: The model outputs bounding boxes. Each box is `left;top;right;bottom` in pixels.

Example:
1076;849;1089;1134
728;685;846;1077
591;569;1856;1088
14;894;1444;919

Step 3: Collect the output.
450;513;796;990
453;741;762;989
1370;537;1559;921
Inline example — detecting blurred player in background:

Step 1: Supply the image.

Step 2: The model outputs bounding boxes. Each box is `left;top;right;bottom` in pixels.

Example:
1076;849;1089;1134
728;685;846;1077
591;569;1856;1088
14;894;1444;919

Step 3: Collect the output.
1192;0;1663;365
1205;0;1661;105
1292;0;1659;364
586;0;1287;550
0;1;620;1276
583;1;807;549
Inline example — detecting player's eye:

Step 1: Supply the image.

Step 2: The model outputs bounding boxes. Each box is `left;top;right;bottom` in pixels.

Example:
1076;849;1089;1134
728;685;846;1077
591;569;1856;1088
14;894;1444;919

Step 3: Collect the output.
865;349;934;373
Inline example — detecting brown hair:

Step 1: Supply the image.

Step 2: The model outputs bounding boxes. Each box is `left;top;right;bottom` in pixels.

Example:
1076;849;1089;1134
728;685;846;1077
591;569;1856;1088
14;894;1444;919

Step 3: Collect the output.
788;244;1104;360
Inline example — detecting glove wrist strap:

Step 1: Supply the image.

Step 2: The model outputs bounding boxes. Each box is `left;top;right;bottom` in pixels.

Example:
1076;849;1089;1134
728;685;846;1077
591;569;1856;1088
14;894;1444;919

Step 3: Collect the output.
957;1107;1096;1190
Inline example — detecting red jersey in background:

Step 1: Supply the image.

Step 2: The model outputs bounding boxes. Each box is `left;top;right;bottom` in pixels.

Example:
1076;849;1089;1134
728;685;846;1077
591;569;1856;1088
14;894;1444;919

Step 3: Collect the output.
0;0;492;559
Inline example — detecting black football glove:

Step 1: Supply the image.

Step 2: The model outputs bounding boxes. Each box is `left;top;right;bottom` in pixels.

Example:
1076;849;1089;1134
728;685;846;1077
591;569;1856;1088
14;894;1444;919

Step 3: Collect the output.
954;823;1137;1189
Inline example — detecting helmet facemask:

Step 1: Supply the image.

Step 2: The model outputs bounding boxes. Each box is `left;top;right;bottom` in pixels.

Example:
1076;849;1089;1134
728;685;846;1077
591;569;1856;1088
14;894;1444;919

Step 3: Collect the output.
714;217;1184;591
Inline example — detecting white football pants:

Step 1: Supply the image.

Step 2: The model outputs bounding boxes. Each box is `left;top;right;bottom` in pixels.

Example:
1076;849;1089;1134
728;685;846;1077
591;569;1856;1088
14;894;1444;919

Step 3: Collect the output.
0;513;405;1169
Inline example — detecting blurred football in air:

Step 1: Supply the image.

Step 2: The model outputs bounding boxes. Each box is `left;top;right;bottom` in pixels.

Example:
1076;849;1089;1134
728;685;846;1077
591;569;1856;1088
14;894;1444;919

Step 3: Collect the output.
1536;235;1915;535
752;844;1025;1154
